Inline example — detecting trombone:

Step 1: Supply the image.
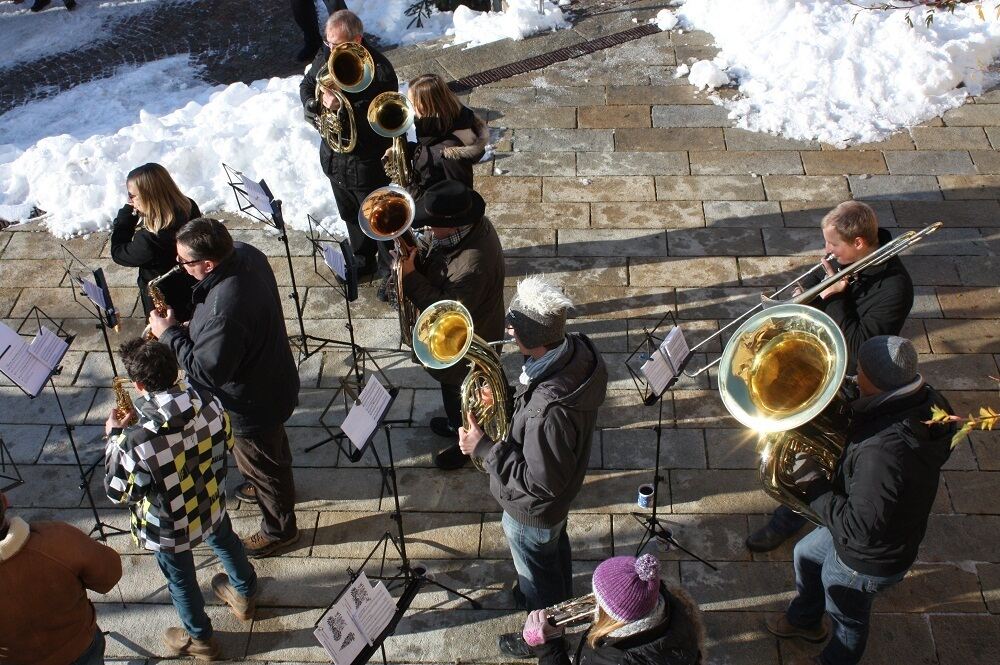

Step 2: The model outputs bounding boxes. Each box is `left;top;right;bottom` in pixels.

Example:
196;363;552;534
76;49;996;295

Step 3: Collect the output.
313;42;375;153
683;222;943;377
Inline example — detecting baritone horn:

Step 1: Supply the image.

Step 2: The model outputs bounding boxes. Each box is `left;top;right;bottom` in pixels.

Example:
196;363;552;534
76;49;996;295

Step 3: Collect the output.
313;42;375;153
412;301;512;473
358;185;419;346
368;91;414;187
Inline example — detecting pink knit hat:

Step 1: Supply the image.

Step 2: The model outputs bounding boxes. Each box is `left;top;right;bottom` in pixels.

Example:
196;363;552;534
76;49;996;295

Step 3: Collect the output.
592;553;661;622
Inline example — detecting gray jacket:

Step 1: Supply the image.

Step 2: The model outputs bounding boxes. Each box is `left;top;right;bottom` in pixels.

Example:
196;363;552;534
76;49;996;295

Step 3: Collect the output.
474;334;608;528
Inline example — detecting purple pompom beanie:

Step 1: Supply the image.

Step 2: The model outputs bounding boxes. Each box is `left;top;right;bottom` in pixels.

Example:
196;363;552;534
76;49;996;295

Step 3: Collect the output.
592;553;661;622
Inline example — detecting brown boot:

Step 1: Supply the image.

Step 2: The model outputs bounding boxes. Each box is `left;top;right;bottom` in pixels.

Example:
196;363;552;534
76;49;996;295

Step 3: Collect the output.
241;528;300;558
162;627;220;661
765;614;828;643
213;572;257;621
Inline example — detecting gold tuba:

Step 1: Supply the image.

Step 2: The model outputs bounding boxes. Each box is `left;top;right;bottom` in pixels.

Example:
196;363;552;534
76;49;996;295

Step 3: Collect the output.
359;185;419;347
412;300;512;473
717;303;850;524
142;265;182;341
368;91;414;187
313;42;375;153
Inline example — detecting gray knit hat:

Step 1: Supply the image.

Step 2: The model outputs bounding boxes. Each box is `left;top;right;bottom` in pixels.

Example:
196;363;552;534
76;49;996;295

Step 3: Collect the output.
506;276;572;349
857;335;918;391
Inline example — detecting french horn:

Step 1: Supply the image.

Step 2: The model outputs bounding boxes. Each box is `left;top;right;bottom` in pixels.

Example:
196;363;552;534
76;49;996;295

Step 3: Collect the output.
313;42;375;153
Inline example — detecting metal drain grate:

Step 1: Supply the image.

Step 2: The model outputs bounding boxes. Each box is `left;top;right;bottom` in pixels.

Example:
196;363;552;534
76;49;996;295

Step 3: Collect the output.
448;23;661;93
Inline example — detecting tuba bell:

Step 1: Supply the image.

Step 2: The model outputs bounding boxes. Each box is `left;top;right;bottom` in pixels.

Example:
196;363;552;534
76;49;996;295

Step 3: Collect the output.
368;91;414;187
313;42;375;153
358;185;419;346
412;300;512;473
717;303;850;523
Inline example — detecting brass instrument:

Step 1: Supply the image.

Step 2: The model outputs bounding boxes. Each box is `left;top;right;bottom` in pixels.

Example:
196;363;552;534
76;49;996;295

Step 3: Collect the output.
358;185;419;346
313;42;375;153
546;593;596;627
368;91;414;187
142;265;182;341
412;301;512;473
112;376;135;421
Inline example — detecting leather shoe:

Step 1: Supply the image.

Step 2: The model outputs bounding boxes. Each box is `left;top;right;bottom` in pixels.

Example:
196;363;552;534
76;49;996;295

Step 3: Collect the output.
498;632;535;659
434;444;468;470
430;416;458;438
746;524;792;552
162;627;220;660
765;614;828;643
235;481;258;504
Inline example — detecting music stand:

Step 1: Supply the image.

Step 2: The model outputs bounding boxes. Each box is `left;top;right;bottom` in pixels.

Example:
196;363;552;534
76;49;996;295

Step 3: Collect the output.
0;307;127;541
625;311;716;570
0;437;24;492
60;245;121;376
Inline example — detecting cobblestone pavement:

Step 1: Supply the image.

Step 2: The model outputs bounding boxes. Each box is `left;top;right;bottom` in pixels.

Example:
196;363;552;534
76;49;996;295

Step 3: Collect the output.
2;1;1000;664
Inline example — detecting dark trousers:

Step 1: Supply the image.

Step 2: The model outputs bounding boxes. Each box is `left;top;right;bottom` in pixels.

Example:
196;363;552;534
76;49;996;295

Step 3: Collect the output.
290;0;347;47
441;383;463;430
769;503;809;535
328;177;393;277
69;629;106;665
233;423;298;540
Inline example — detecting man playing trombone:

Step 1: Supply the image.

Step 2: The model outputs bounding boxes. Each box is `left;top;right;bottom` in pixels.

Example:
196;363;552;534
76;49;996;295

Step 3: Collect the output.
747;200;915;553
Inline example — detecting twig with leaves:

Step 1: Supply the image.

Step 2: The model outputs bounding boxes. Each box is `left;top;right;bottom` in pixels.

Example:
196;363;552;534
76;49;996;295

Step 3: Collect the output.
849;0;1000;27
925;376;1000;448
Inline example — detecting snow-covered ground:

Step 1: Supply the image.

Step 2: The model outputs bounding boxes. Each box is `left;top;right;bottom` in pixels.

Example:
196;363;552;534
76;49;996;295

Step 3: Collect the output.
668;0;1000;146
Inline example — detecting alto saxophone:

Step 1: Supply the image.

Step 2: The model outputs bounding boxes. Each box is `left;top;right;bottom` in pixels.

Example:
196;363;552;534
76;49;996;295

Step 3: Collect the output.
112;376;135;420
142;265;182;340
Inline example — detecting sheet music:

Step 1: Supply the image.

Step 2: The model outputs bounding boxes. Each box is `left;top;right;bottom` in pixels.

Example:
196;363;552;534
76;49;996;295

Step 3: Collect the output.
322;242;348;280
640;326;689;396
29;327;69;368
340;376;392;451
239;173;274;217
0;324;66;396
78;276;107;310
314;573;395;665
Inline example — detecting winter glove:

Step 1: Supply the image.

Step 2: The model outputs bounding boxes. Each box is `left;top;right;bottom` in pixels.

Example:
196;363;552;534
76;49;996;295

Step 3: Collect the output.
792;453;825;487
523;609;561;647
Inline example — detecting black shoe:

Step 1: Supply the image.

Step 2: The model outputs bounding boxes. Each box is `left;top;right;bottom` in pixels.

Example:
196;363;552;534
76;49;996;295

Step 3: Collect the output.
498;632;536;659
434;444;468;471
296;42;320;63
30;0;51;11
64;0;76;9
235;481;258;504
746;524;792;553
430;417;459;438
376;276;392;303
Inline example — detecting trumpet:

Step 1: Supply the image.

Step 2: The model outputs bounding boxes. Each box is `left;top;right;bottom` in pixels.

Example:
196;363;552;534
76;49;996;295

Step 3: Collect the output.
313;42;375;153
546;593;596;627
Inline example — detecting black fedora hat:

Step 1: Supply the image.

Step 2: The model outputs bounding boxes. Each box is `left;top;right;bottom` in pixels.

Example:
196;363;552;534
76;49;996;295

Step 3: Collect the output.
412;180;486;229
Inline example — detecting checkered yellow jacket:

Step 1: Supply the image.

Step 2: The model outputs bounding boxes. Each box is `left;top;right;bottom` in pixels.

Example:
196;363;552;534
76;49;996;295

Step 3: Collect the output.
104;381;233;553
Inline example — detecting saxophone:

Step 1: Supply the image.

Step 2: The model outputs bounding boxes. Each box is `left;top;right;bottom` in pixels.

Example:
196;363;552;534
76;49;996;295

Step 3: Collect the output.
112;376;135;420
142;265;182;340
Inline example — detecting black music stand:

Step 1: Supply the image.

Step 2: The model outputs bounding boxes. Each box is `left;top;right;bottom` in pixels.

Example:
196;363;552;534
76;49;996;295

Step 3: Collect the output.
0;307;127;541
0;437;24;492
60;245;121;376
625;311;716;570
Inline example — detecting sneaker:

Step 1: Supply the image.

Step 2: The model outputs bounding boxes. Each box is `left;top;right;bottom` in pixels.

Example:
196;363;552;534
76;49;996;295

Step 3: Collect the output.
212;572;257;621
498;632;536;659
430;416;458;438
162;627;220;661
242;529;300;559
746;524;793;553
434;444;468;471
235;481;258;504
764;614;829;643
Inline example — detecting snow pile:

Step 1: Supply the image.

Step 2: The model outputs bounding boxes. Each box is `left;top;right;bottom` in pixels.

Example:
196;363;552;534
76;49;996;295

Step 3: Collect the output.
688;59;729;90
0;0;192;71
0;57;342;238
676;0;1000;145
652;8;679;32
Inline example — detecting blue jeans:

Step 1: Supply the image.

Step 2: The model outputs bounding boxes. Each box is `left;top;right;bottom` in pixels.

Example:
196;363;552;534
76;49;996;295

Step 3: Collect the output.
154;514;257;640
502;512;572;611
70;629;106;665
769;504;808;535
786;527;907;665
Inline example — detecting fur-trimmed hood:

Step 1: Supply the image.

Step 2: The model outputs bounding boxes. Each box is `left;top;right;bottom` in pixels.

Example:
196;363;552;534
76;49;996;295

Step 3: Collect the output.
442;112;490;162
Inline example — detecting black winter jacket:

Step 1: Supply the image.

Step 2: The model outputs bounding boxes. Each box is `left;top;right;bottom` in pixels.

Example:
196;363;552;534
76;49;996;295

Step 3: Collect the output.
805;227;914;372
808;385;955;577
159;242;299;435
475;334;608;528
574;585;704;665
110;199;200;320
408;106;489;199
299;38;398;189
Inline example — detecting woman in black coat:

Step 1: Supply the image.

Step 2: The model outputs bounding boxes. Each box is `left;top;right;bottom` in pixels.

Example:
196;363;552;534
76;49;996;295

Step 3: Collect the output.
111;163;200;322
521;554;705;665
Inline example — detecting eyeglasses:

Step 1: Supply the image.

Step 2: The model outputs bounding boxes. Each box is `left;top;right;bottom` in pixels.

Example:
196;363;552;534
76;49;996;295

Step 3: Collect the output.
176;257;203;266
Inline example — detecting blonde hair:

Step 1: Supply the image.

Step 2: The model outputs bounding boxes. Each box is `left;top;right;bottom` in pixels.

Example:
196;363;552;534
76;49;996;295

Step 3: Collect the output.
408;73;463;131
586;606;628;649
126;163;191;234
821;201;878;246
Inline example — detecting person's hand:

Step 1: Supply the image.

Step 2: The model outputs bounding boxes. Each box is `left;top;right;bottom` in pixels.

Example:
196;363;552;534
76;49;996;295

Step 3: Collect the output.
458;410;484;456
478;385;494;409
148;307;177;339
791;452;824;487
399;247;418;276
105;408;134;436
819;256;849;299
522;609;559;647
321;89;341;111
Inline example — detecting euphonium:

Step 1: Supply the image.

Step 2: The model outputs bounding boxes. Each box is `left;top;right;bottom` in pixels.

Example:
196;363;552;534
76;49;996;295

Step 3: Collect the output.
358;185;419;346
412;301;512;473
142;265;182;341
313;42;375;153
112;376;135;420
368;91;414;187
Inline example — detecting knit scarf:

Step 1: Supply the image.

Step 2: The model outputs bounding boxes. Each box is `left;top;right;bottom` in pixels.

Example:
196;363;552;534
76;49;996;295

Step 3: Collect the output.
852;374;925;414
519;337;570;386
603;594;667;644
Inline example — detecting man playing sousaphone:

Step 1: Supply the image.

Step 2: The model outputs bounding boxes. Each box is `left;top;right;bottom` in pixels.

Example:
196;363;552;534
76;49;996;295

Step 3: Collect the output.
399;180;505;470
300;9;398;284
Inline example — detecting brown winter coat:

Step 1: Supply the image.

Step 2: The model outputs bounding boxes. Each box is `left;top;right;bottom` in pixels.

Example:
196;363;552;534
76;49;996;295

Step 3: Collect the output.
0;518;123;665
401;216;505;385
